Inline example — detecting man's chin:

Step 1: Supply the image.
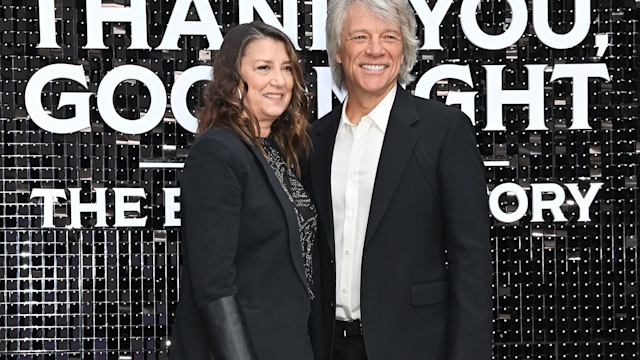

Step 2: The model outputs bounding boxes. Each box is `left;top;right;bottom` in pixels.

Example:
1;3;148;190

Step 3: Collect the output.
357;82;394;96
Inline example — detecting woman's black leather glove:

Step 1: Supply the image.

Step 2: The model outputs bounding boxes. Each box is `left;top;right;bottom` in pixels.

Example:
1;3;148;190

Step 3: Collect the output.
202;295;258;359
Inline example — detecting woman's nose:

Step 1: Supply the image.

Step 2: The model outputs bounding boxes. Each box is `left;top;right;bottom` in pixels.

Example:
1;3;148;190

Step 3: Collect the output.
270;69;286;86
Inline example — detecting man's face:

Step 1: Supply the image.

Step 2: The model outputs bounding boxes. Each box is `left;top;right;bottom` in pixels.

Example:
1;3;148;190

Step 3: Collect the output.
336;2;404;101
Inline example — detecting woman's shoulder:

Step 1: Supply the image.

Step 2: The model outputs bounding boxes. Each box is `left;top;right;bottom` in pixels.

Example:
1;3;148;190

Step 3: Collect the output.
196;126;247;149
186;126;253;165
182;127;253;185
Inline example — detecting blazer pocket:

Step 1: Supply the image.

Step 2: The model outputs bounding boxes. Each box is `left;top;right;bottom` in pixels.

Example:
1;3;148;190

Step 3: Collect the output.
411;280;448;307
239;304;261;312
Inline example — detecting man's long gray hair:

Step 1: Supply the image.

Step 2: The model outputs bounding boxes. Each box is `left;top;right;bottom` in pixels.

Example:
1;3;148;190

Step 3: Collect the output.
325;0;419;89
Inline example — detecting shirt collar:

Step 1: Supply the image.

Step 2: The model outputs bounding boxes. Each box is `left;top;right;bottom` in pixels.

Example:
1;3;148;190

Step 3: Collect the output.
340;84;397;133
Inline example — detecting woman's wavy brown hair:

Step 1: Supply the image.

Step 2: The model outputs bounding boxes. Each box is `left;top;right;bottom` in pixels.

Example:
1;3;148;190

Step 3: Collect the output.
197;21;310;176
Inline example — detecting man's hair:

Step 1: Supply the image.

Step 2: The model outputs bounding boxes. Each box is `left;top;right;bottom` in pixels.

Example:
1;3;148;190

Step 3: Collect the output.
326;0;419;89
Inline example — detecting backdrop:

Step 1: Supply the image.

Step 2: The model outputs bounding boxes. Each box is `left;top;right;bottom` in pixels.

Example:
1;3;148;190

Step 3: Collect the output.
1;0;638;358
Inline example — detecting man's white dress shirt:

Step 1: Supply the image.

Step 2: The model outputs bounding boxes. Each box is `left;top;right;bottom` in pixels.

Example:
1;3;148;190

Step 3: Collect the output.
331;85;397;321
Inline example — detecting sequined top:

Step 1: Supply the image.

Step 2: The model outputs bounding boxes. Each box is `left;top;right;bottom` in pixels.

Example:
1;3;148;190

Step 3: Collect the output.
261;137;317;298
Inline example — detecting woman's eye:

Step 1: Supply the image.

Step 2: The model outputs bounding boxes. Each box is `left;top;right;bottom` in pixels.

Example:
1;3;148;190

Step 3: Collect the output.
257;65;270;71
283;66;293;72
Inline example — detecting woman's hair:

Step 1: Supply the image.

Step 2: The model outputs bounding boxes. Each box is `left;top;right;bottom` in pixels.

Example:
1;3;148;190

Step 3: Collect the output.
326;0;419;89
197;21;310;175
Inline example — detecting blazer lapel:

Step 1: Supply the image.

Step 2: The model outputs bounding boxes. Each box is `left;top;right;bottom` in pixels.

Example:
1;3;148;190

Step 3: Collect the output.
309;109;342;259
248;143;307;288
364;88;420;245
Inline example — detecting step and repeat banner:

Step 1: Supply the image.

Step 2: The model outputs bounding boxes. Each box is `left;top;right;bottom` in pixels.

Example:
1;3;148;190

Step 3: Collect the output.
1;0;638;358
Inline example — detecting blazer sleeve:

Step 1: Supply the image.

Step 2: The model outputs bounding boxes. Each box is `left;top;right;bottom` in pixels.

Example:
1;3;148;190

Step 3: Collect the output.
438;111;493;359
180;135;246;308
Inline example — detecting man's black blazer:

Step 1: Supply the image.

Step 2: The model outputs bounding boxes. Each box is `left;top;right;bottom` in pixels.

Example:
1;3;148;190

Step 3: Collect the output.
170;127;312;359
307;87;493;360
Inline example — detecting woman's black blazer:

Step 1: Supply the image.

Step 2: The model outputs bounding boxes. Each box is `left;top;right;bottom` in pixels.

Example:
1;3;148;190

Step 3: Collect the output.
169;127;312;359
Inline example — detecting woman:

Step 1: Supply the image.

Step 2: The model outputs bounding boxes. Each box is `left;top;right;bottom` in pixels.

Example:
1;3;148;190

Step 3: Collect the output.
169;22;317;360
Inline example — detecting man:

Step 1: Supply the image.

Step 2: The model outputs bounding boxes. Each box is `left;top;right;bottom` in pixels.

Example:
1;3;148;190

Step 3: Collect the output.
306;0;493;359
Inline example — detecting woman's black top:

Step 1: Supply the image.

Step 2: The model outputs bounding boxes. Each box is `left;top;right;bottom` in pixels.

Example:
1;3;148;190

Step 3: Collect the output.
261;136;317;297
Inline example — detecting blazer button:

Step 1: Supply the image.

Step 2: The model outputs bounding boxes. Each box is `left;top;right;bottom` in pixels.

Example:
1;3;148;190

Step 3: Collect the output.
330;301;334;308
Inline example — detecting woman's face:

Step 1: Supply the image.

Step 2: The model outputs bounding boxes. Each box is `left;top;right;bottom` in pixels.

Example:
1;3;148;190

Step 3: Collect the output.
239;38;294;124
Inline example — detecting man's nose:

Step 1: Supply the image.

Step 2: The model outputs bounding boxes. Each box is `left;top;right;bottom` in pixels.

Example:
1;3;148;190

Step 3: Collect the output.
365;38;384;56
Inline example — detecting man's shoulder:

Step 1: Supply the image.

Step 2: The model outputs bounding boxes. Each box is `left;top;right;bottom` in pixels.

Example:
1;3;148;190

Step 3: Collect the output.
409;93;462;118
405;93;470;130
310;107;341;134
